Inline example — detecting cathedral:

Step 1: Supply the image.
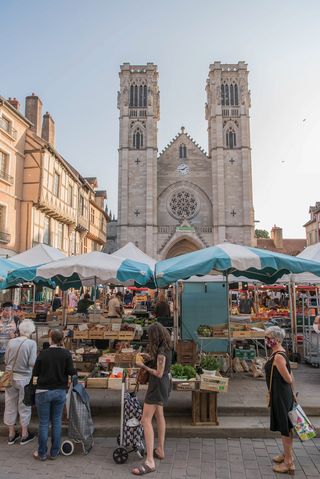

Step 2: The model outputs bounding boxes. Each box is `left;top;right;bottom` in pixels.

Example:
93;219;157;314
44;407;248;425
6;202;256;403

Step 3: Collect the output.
107;61;255;259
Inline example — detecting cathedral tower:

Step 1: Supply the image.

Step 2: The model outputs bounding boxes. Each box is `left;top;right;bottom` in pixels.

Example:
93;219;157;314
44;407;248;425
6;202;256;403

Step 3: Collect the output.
117;63;159;257
206;62;254;245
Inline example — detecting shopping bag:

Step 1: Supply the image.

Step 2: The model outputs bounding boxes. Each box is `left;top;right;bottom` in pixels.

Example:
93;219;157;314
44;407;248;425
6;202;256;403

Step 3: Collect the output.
288;403;317;441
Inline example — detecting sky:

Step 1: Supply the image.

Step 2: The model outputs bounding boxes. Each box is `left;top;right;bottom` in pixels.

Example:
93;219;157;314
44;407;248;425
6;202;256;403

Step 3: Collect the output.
1;0;320;238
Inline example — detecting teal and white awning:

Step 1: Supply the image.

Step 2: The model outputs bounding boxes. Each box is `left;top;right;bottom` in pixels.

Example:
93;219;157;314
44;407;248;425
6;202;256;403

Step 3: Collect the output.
155;242;320;287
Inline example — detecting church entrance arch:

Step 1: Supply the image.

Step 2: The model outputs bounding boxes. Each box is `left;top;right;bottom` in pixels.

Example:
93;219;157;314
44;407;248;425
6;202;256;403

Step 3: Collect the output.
165;238;200;259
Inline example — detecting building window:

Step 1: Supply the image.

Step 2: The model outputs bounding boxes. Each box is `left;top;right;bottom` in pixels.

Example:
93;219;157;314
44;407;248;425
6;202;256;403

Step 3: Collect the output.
130;83;147;107
0;204;6;232
67;185;73;207
0;116;11;133
83;236;88;253
169;190;199;220
53;172;60;197
57;223;64;250
179;144;187;159
226;128;236;149
79;194;87;217
90;207;95;225
43;216;50;245
0;151;10;182
133;128;143;149
221;83;239;106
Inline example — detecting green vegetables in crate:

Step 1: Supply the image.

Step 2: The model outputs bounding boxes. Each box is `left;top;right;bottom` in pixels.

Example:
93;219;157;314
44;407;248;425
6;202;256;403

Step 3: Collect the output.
197;325;212;337
200;355;220;371
170;363;196;380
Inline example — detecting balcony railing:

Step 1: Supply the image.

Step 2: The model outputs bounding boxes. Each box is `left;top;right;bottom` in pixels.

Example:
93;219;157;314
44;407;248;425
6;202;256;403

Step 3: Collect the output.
0;169;13;185
0;118;17;139
0;231;11;243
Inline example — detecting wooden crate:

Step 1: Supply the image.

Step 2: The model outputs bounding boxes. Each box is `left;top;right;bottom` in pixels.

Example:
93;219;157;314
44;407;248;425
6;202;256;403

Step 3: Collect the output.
89;330;106;340
176;340;197;365
172;380;196;391
232;331;252;338
86;377;108;389
73;330;89;340
108;377;128;390
192;390;218;425
104;331;119;340
115;352;136;362
118;331;135;341
200;374;229;393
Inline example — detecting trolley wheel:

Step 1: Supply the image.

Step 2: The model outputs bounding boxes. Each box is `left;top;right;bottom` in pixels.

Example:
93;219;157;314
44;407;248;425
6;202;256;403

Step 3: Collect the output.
60;440;75;456
117;434;120;445
113;447;128;464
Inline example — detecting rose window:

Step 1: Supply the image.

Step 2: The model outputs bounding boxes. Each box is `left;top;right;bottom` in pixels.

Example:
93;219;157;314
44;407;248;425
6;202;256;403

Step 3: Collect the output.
169;190;198;219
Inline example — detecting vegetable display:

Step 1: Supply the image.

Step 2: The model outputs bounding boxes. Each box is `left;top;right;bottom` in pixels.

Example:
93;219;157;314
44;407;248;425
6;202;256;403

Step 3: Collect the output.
200;355;220;371
197;325;212;337
171;363;196;380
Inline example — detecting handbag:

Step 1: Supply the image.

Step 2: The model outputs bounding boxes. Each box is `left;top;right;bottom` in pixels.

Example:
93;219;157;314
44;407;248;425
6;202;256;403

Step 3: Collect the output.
0;339;26;389
23;378;36;406
136;367;150;385
288;402;317;441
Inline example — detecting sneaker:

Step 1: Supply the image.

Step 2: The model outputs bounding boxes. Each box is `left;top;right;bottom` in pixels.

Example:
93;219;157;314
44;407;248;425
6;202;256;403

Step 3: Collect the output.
8;432;21;445
33;451;47;461
21;432;36;445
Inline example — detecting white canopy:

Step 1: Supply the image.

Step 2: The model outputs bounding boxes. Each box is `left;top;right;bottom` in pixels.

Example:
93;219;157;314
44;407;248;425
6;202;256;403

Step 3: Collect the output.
112;242;157;268
12;244;66;267
278;244;320;284
36;251;153;286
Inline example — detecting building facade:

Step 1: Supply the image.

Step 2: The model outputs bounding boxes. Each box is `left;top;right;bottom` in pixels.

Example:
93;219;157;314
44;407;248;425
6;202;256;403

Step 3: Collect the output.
304;203;320;246
0;94;108;257
111;61;255;259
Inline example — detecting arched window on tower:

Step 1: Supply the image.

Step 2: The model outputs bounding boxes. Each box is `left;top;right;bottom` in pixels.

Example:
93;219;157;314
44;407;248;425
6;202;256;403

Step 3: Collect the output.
143;85;147;107
179;143;187;159
234;84;239;106
221;84;225;106
134;85;138;107
225;84;230;106
226;128;236;149
230;84;234;106
139;85;143;107
133;128;143;149
130;85;134;107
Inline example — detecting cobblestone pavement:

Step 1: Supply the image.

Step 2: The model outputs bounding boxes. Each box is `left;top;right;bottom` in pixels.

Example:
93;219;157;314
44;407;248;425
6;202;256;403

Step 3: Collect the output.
0;437;320;479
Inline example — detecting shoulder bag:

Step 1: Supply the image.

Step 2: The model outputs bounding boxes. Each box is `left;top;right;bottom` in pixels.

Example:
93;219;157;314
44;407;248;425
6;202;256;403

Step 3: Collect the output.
0;339;27;389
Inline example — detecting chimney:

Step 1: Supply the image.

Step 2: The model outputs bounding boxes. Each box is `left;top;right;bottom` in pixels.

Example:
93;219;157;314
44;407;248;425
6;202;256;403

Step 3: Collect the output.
7;97;20;110
271;225;283;249
25;93;42;136
41;112;55;147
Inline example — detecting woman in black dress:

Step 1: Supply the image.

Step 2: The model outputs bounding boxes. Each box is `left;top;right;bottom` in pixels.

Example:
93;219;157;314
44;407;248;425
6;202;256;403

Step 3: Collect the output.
265;326;295;474
132;323;172;476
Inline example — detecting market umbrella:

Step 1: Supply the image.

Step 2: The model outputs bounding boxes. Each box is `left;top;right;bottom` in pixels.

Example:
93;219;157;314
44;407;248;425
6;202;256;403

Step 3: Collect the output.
12;244;65;266
112;242;157;268
36;251;154;287
0;258;26;282
155;242;320;288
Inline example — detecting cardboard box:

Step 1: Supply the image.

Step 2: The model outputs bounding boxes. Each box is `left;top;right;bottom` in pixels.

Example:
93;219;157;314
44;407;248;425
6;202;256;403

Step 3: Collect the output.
86;377;108;389
200;374;229;393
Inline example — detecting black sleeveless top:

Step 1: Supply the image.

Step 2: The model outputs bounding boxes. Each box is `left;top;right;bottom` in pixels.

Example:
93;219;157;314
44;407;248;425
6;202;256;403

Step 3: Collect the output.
265;351;294;437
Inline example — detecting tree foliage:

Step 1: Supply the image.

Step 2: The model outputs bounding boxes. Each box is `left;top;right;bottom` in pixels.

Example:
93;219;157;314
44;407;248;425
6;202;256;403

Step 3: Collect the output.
255;229;270;239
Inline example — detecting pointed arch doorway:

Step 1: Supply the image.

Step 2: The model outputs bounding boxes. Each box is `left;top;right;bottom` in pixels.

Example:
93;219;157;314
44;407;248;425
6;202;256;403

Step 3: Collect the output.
165;238;200;259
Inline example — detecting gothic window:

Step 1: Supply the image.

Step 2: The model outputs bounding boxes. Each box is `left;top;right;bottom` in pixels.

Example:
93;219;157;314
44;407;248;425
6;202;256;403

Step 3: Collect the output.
230;84;234;106
134;85;138;107
234;84;239;106
225;84;229;106
133;128;143;149
226;128;236;149
139;85;143;107
179;143;187;159
169;190;198;220
143;84;147;107
130;85;134;107
221;84;225;106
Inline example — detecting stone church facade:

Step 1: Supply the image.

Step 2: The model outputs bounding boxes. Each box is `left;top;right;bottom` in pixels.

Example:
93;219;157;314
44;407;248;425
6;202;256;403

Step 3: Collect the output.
107;61;254;259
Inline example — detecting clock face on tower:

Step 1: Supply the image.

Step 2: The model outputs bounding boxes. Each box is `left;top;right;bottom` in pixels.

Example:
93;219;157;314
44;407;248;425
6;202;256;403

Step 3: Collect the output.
177;163;190;175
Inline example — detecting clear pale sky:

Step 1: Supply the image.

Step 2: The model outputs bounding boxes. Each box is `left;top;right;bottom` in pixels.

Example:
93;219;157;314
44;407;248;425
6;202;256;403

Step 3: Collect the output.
1;0;320;238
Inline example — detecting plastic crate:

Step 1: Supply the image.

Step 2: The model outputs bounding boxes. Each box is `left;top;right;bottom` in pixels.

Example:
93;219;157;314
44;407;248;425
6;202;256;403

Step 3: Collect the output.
234;348;256;360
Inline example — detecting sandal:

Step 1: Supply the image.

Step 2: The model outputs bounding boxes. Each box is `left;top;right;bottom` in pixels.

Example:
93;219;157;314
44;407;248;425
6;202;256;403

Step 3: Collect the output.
132;463;156;475
273;462;295;474
153;448;164;460
273;454;285;463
